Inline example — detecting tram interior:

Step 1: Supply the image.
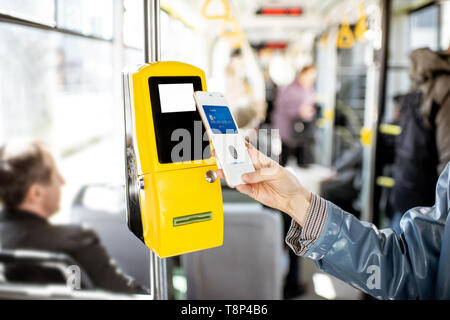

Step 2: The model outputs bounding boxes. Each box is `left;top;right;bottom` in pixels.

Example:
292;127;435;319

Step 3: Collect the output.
0;0;449;300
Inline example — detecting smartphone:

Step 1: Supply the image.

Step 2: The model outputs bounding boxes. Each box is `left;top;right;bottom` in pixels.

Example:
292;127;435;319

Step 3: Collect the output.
194;91;255;188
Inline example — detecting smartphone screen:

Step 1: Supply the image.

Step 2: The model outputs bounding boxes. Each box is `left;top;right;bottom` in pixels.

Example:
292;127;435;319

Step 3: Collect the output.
195;92;255;187
202;105;238;134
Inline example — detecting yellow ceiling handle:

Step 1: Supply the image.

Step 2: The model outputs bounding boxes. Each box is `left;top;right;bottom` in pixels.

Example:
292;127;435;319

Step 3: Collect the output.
201;0;231;20
337;21;355;49
221;19;244;48
354;2;368;41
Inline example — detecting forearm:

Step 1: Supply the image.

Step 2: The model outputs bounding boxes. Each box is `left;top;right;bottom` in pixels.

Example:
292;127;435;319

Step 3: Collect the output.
285;195;441;299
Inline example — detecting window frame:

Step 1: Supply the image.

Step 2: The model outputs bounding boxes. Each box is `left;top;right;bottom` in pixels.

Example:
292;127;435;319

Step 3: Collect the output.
0;1;114;43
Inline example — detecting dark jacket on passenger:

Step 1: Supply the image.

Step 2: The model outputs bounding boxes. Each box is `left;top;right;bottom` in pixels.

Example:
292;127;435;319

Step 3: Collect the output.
390;48;450;213
0;209;147;294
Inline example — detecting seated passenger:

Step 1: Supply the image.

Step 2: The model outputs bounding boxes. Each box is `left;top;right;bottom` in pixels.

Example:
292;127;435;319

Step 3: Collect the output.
0;140;147;294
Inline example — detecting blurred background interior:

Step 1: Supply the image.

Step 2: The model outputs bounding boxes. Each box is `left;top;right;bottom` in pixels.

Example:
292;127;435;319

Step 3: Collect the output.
0;0;449;300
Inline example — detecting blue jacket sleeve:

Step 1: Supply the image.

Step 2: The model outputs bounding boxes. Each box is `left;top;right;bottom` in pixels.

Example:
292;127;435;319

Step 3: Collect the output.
301;164;449;299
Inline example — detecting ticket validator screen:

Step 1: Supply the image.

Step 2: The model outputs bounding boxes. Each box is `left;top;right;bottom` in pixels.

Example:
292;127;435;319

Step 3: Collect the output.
158;83;196;113
148;76;210;164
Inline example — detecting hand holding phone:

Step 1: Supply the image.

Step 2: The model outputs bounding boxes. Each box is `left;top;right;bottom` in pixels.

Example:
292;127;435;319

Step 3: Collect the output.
194;91;255;188
215;139;312;227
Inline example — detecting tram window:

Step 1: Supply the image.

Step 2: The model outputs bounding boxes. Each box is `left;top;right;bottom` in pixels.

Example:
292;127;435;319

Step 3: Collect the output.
0;22;118;222
0;0;55;25
409;5;439;51
124;0;144;49
385;2;444;123
441;1;450;50
124;48;145;66
57;0;113;39
161;10;208;74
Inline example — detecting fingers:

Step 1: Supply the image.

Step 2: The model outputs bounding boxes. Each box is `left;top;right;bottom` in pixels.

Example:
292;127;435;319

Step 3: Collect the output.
236;184;254;196
216;168;270;185
216;141;280;185
242;168;275;184
246;141;274;170
216;168;224;179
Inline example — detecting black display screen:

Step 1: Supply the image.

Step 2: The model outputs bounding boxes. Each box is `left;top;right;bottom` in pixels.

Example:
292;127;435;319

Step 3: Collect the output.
148;76;211;164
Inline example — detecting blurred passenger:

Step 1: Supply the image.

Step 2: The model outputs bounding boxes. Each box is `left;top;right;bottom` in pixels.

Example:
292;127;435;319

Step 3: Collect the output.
389;48;450;232
320;145;362;218
0;141;147;294
272;64;317;167
217;142;450;299
269;65;317;297
225;49;262;129
373;95;401;226
319;102;366;218
262;68;277;126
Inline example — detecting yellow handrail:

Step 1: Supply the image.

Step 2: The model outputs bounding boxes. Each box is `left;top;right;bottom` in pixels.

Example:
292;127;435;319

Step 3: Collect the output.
201;0;232;20
337;20;355;49
354;2;368;41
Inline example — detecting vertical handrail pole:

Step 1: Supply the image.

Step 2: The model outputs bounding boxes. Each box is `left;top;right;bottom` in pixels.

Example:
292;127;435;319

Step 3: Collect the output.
143;0;167;300
149;0;161;62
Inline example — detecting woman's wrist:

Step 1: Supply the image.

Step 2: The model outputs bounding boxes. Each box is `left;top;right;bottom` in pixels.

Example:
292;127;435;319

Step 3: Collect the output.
287;188;312;227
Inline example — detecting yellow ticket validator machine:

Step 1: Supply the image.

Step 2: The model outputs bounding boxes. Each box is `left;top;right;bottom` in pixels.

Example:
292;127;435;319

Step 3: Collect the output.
123;61;223;258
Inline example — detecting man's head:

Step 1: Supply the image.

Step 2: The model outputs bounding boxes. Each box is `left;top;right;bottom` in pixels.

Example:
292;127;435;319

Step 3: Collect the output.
0;140;65;218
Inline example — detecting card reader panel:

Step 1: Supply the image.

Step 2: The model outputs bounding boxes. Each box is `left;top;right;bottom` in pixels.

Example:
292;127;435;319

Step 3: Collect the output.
148;76;210;164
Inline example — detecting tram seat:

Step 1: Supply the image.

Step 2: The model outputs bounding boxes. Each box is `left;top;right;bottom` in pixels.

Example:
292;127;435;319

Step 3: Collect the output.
0;249;94;289
0;249;146;299
182;203;287;300
70;184;150;290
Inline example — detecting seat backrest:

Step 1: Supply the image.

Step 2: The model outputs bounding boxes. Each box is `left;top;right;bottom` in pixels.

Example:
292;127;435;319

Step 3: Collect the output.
0;249;94;289
70;205;150;288
183;203;284;300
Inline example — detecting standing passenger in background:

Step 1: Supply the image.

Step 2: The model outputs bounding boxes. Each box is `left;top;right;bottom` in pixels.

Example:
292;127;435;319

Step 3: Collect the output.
272;64;317;167
225;49;262;129
389;48;450;233
271;64;317;298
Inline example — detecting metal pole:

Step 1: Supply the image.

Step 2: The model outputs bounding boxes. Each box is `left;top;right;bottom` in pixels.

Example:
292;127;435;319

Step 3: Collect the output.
144;0;168;300
371;0;391;226
145;0;161;62
149;0;161;62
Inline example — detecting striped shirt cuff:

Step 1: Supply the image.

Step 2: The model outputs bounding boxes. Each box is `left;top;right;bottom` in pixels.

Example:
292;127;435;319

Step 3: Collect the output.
285;194;329;256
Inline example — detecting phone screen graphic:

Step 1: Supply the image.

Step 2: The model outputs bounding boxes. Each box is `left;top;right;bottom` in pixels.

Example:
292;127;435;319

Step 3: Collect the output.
202;105;238;134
